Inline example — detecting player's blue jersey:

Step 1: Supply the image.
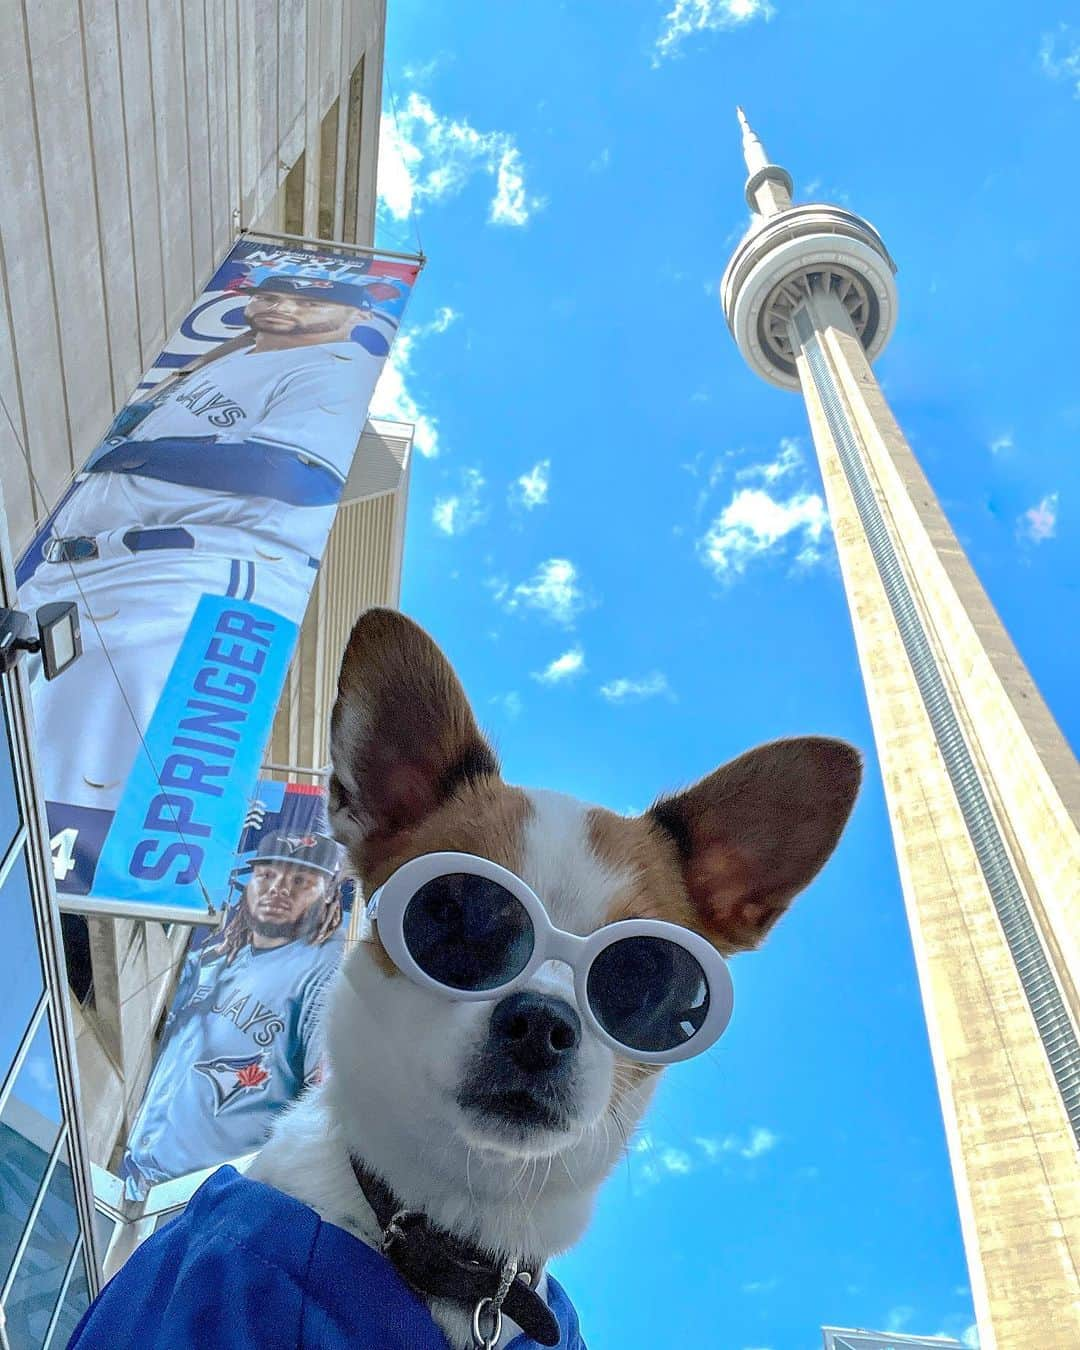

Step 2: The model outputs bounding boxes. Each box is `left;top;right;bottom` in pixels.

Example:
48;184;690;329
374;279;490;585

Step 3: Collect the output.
122;932;344;1192
54;342;381;563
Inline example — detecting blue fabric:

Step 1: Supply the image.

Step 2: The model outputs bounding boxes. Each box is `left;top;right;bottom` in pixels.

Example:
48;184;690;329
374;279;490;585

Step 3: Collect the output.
69;1167;586;1350
121;527;195;552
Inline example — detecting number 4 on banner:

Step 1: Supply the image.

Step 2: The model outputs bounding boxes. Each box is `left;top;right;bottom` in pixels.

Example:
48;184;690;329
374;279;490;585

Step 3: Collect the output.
50;828;79;882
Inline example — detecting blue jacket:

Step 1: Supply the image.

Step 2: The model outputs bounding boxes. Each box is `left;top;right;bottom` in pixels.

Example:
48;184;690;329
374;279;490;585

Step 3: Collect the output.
69;1167;586;1350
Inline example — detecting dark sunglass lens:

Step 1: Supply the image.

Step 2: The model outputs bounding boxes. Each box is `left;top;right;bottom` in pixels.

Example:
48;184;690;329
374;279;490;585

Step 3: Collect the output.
587;936;709;1053
402;874;534;992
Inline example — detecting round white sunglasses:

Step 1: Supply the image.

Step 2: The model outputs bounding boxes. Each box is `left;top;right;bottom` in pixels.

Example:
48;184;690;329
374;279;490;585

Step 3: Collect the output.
366;851;734;1065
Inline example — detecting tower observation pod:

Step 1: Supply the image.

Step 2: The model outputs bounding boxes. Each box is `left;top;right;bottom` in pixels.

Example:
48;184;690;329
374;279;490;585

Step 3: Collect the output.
720;111;1080;1350
721;108;898;388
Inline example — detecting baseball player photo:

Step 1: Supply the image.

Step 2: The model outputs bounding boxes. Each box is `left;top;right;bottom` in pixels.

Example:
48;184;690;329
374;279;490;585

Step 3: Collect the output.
119;831;347;1198
17;246;412;832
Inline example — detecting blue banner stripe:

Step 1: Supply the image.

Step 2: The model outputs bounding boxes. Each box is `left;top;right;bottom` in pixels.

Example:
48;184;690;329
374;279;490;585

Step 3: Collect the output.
94;595;298;913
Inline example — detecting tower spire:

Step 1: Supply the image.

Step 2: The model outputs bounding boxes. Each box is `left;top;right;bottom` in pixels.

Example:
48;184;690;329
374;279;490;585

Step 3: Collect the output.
734;106;793;218
736;105;768;177
718;106;1080;1350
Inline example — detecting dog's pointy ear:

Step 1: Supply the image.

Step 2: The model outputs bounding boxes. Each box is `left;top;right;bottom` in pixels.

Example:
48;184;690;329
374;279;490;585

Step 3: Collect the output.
649;737;861;953
328;609;499;875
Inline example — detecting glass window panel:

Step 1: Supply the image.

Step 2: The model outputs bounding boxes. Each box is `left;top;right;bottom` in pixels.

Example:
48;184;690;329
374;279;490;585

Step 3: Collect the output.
2;1143;79;1349
91;1205;114;1268
0;849;45;1073
0;699;22;859
0;1015;62;1289
46;1247;90;1349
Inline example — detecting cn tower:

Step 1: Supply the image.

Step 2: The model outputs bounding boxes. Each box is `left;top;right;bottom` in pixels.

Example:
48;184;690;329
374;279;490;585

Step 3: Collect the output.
720;111;1080;1348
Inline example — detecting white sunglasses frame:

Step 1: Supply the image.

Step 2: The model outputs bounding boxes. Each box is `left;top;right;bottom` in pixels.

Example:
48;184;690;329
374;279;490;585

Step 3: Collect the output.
366;851;734;1065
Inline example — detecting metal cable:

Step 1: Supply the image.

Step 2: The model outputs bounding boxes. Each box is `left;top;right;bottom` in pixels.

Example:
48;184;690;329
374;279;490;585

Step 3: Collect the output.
794;305;1080;1144
384;74;425;260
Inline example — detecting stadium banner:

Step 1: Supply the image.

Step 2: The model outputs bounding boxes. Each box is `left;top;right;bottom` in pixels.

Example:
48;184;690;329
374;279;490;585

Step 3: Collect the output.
118;779;353;1199
16;234;418;922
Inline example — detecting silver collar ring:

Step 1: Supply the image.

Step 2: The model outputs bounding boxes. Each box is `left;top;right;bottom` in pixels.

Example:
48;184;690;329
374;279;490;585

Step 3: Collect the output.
471;1296;502;1350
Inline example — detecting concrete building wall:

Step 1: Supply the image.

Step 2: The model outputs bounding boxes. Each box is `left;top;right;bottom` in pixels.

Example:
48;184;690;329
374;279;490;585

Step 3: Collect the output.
0;0;404;1178
0;0;386;560
268;417;412;777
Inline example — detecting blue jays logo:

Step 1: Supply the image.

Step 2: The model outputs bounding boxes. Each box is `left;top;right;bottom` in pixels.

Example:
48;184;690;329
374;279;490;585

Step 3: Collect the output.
193;1053;271;1113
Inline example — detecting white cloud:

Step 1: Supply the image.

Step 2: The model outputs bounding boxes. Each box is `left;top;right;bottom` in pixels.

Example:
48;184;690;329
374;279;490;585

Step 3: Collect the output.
378;93;541;226
504;558;586;626
885;1306;915;1334
740;1126;778;1158
371;310;459;460
599;673;672;703
402;54;447;84
660;1148;693;1175
699;486;829;578
492;149;532;226
932;1324;979;1348
25;1052;53;1096
684;451;730;521
631;1127;777;1189
1040;25;1080;97
433;467;487;536
735;437;803;484
654;0;775;64
694;1128;779;1160
631;1139;696;1186
533;646;585;684
510;459;551;510
490;691;522;719
989;431;1013;455
372;309;460;459
419;306;460;336
741;1279;778;1295
377;110;419;222
485;575;510;605
1019;492;1058;543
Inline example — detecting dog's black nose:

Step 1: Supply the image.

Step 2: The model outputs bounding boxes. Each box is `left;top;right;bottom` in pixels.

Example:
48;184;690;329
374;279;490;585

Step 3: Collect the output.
490;992;581;1073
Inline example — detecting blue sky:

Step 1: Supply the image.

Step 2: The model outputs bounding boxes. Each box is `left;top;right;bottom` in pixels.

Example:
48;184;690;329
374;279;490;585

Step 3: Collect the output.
369;3;1080;1346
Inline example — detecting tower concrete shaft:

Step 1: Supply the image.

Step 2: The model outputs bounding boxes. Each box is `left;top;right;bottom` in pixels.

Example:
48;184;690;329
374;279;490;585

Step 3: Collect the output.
721;114;1080;1350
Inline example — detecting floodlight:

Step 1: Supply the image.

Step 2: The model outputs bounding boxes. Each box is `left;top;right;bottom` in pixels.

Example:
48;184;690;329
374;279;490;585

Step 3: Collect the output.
0;601;83;680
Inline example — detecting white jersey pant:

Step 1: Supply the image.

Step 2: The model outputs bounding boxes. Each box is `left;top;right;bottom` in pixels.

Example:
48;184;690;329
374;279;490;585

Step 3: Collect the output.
19;547;312;813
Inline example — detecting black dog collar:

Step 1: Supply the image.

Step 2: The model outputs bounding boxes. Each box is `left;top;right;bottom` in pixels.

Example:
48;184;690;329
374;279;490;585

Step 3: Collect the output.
349;1155;560;1347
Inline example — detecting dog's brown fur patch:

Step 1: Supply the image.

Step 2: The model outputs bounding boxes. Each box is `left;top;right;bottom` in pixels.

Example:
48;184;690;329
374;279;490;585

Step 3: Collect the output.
585;805;737;948
610;1057;661;1117
364;781;532;978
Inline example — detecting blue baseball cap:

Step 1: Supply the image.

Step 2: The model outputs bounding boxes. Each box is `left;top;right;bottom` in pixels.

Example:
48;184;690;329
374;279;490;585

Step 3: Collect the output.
245;275;399;308
244;832;342;878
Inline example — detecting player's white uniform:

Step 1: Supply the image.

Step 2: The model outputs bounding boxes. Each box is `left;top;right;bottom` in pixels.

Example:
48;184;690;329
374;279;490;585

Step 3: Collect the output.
20;340;381;812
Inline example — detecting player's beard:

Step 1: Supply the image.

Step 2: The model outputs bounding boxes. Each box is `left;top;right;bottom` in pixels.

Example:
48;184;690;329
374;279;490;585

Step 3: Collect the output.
247;913;307;942
248;313;346;338
247;900;326;943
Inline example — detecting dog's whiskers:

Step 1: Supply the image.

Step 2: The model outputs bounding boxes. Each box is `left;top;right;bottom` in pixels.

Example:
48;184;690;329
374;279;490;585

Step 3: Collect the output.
465;1142;477;1205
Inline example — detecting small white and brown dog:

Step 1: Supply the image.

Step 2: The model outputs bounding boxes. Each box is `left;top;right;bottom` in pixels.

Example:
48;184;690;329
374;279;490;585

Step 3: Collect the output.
250;608;861;1349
